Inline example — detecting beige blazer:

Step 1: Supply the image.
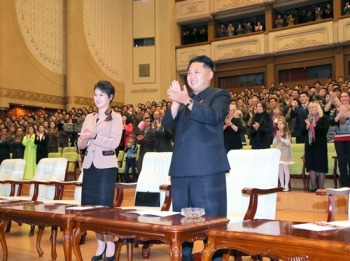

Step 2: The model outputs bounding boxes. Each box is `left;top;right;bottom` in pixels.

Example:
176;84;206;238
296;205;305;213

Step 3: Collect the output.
78;111;122;169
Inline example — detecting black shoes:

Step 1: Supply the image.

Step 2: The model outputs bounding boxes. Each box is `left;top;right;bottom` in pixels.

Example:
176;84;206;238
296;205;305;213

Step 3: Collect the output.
104;253;116;261
91;244;106;261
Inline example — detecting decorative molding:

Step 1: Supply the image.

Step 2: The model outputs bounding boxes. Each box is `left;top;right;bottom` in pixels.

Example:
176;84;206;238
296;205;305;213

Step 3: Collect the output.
216;0;259;11
131;89;158;94
179;2;205;15
83;0;123;82
219;47;256;59
279;37;323;51
15;0;66;74
265;34;269;54
0;88;65;105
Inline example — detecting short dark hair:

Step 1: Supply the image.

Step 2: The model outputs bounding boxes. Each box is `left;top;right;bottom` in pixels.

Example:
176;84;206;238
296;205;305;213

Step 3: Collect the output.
299;91;309;97
187;55;214;71
94;80;115;104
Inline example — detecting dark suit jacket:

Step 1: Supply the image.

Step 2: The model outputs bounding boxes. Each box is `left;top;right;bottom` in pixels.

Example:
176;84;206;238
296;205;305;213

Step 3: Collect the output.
34;134;48;164
290;105;309;137
162;87;231;177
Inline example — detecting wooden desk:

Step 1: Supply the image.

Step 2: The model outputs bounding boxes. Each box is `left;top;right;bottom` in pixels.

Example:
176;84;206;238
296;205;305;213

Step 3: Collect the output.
72;210;229;261
0;202;109;261
202;220;350;261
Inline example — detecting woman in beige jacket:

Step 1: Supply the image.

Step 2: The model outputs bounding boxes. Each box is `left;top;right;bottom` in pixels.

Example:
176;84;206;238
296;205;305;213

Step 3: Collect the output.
78;80;122;261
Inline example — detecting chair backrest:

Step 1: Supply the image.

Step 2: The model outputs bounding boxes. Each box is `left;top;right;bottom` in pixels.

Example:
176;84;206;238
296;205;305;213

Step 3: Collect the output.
288;144;304;175
226;148;281;219
29;158;67;200
62;147;76;153
0;159;26;196
135;152;172;207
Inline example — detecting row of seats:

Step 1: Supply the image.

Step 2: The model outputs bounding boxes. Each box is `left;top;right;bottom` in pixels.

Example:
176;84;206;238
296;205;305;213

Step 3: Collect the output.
242;143;338;190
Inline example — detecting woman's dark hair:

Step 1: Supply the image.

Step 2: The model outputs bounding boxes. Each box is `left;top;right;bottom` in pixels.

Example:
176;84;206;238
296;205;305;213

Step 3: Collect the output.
94;80;115;104
121;114;131;124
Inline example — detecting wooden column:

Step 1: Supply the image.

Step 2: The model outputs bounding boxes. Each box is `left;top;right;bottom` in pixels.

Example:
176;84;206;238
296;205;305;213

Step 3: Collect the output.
333;0;342;20
266;57;275;89
265;4;273;32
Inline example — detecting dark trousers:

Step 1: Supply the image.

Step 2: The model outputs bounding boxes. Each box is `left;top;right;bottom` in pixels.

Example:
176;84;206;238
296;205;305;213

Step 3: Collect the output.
124;157;137;182
171;173;227;261
335;141;350;187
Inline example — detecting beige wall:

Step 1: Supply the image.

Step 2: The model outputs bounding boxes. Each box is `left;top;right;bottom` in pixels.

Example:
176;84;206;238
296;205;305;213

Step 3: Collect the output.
122;0;178;106
0;0;178;110
0;0;65;109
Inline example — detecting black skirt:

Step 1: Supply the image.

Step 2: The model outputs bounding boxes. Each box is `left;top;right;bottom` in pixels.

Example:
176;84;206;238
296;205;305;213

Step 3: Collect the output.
81;163;117;207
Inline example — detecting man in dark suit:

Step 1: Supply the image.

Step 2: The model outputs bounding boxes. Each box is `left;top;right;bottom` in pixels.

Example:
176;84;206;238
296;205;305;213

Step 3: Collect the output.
290;91;310;143
162;55;230;261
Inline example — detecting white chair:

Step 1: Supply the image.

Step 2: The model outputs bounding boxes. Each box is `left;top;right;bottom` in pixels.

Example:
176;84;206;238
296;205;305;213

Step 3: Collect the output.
226;148;282;222
0;159;26;196
7;158;68;202
115;152;172;210
316;187;350;222
4;158;67;236
223;149;282;261
114;152;172;260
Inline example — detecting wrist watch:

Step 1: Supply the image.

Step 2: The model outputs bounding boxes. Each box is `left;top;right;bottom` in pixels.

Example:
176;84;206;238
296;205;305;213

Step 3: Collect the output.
185;99;193;107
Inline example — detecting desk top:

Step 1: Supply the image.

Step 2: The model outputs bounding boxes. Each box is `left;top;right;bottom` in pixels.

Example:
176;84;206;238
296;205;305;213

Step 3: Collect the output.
73;209;229;232
0;202;110;217
207;220;350;245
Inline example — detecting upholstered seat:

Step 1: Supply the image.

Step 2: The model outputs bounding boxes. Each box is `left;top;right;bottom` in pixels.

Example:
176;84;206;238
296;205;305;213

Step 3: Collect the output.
0;159;26;196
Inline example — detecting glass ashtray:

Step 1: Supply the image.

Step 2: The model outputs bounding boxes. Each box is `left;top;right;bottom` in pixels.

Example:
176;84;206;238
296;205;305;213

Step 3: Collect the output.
181;207;205;219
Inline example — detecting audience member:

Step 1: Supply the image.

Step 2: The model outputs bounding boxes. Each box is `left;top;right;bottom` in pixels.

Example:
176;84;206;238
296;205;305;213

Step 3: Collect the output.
223;105;243;151
275;15;284;28
344;1;350;15
249;102;273;149
136;117;157;173
273;118;294;191
226;23;235;36
22;126;36;179
218;24;227;37
123;134;138;183
47;121;59;152
330;91;350;187
10;127;25;159
34;125;48;164
290;92;309;143
0;128;10;164
303;102;329;192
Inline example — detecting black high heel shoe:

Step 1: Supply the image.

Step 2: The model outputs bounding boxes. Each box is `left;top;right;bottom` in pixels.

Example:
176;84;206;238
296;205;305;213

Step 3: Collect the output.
91;244;106;261
104;253;116;261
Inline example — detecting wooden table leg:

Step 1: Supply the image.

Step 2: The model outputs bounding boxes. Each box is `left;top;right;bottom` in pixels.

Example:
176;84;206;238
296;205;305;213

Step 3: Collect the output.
62;221;74;261
169;235;181;261
72;226;84;261
126;239;134;261
51;226;58;260
0;220;8;261
36;225;45;257
201;237;216;261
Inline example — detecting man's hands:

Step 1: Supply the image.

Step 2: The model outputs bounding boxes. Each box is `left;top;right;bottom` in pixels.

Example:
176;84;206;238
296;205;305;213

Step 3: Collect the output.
167;80;191;105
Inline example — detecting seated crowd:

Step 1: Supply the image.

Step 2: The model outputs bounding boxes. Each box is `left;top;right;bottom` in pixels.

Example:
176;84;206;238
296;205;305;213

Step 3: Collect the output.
1;76;350;188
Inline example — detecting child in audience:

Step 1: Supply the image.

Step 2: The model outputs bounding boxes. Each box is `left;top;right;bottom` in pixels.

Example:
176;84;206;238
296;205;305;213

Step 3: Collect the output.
123;134;138;183
273;118;294;191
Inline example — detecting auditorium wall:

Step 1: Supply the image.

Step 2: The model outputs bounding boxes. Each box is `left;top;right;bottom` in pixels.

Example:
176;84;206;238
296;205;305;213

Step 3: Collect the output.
0;0;178;110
